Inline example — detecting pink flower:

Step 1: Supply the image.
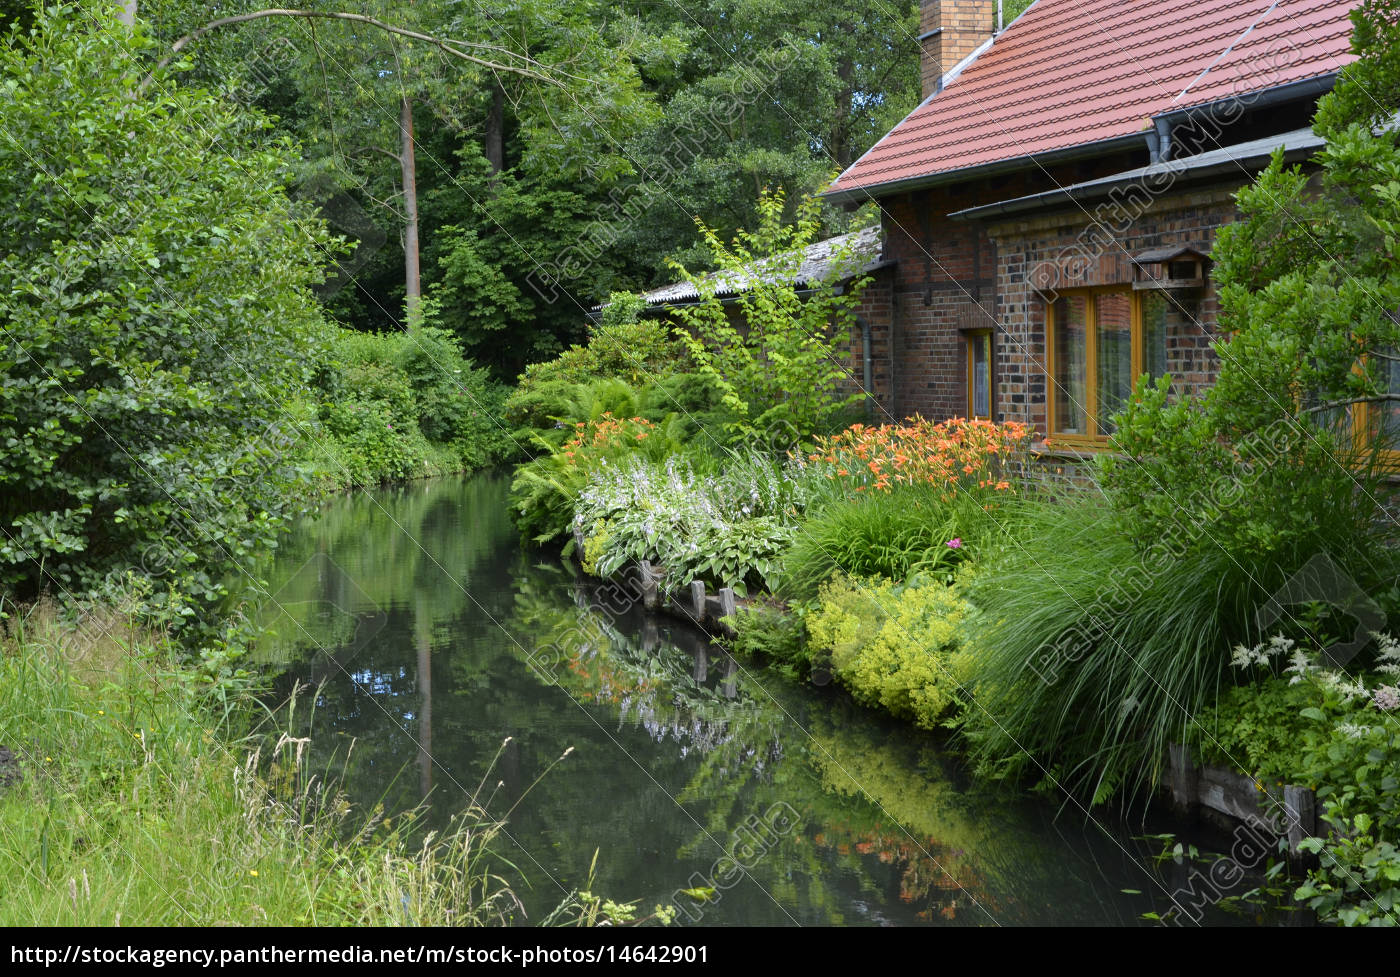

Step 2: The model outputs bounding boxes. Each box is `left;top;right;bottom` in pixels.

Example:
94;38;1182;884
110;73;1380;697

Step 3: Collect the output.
946;538;963;549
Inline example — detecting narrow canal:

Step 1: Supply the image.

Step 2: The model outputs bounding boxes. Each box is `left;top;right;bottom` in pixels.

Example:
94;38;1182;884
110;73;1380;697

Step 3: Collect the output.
251;471;1262;926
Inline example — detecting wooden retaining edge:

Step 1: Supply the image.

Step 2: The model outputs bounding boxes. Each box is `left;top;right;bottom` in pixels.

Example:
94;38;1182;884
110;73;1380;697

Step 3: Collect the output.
597;556;740;637
1165;743;1318;861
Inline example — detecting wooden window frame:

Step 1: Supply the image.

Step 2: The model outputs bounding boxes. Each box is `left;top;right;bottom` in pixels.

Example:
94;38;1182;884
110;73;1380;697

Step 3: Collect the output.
966;329;993;420
1045;286;1156;445
1344;353;1400;471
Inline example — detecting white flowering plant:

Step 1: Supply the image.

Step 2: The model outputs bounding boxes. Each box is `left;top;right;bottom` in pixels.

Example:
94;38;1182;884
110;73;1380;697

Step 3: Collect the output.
1225;631;1400;926
574;451;820;596
1229;631;1400;716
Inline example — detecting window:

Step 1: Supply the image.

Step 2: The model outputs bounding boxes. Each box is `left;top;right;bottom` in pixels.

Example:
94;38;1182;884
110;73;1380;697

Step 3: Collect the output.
1375;355;1400;447
966;330;992;419
1346;349;1400;460
1046;288;1175;440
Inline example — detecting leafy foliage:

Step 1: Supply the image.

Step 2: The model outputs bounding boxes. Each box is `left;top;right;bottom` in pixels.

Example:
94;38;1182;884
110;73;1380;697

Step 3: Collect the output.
0;10;329;609
667;188;870;445
1201;633;1400;926
575;453;819;595
501;296;716;449
723;604;810;672
509;413;685;545
313;326;510;487
1295;720;1400;926
807;574;973;729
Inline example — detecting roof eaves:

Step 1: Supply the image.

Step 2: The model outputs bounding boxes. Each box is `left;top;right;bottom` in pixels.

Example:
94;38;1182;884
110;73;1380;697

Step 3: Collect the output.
946;125;1325;222
1159;71;1338;127
822;130;1150;205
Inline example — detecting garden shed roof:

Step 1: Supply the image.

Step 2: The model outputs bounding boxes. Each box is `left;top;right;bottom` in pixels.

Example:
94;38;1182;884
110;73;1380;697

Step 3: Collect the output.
630;224;887;309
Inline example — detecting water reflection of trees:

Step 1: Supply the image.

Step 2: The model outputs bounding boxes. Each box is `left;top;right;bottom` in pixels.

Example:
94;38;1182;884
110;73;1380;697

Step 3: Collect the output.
253;473;1170;925
512;564;1166;925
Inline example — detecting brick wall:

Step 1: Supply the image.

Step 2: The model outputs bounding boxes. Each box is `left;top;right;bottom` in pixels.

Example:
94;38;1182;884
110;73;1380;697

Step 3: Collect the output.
877;153;1145;422
841;269;898;418
876;171;1240;436
987;185;1238;437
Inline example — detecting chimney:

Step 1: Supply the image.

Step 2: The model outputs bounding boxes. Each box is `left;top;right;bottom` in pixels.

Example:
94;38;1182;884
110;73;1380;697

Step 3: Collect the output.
920;1;998;100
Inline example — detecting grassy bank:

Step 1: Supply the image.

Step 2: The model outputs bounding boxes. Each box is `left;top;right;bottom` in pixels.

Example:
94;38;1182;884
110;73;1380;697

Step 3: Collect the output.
0;601;522;926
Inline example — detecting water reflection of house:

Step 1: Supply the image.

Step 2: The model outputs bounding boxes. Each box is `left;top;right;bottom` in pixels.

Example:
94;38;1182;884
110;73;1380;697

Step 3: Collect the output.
815;0;1358;475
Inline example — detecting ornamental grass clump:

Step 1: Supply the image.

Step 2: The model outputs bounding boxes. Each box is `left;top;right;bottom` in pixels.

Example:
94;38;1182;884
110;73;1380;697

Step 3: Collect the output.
956;497;1252;806
777;486;986;600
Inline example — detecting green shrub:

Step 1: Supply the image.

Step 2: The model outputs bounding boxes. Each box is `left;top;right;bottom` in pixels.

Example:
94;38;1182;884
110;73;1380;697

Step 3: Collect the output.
505;372;730;461
1295;716;1400;926
666;188;869;446
724;604;809;671
1191;678;1320;783
314;327;509;487
512;294;687;391
806;574;973;729
504;294;696;446
0;12;331;607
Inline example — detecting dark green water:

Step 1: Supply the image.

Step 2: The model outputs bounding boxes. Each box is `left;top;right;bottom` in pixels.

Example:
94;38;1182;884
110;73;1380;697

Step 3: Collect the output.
251;471;1260;926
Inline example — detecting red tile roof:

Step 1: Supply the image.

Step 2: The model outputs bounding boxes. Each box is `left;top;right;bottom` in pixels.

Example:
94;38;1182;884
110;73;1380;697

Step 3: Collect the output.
826;0;1358;199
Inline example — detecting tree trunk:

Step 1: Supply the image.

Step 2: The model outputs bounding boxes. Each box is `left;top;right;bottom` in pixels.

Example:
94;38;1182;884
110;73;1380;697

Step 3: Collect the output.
400;95;422;328
833;51;854;169
485;83;504;175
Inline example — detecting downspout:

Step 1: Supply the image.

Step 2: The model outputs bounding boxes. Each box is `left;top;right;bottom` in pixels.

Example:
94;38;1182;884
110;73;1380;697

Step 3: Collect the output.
834;282;875;416
860;315;875;419
1150;116;1173;163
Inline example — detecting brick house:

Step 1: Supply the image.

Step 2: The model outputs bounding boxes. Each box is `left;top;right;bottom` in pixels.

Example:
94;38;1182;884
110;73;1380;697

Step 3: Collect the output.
822;0;1359;460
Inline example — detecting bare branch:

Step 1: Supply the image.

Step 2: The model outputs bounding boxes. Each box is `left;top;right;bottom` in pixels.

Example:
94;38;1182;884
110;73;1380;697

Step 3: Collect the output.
142;9;586;94
1303;393;1400;415
349;145;404;165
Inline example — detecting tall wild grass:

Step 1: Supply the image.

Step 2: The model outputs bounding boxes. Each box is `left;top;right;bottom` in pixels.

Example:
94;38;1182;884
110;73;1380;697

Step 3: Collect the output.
0;600;521;926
